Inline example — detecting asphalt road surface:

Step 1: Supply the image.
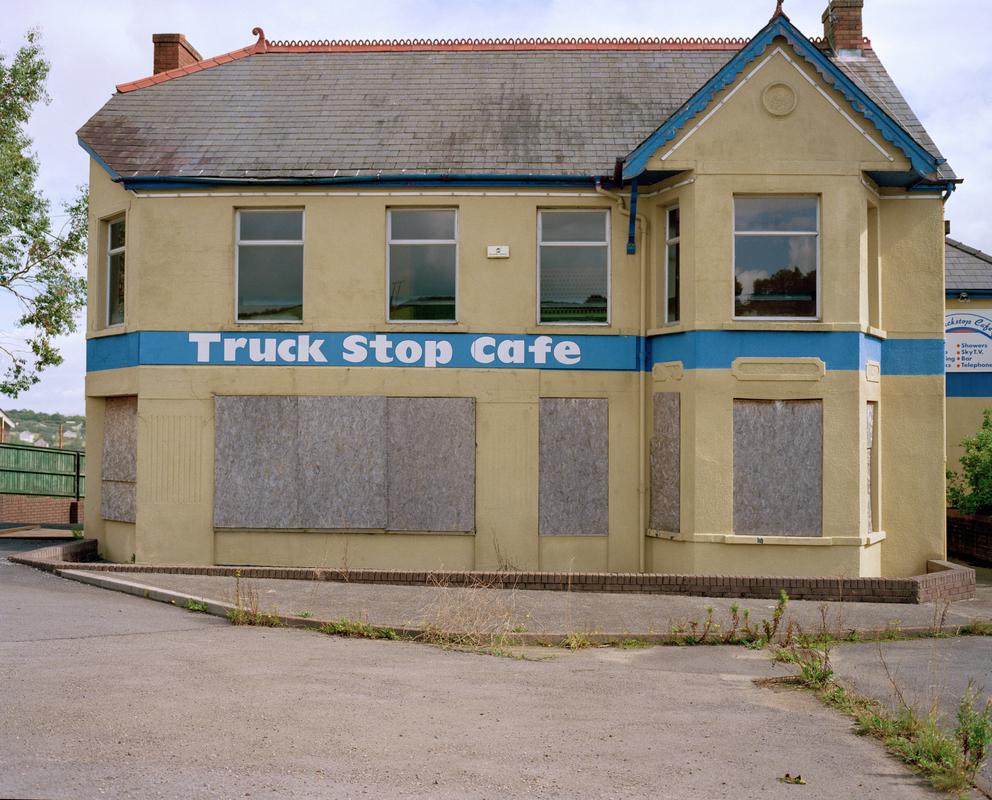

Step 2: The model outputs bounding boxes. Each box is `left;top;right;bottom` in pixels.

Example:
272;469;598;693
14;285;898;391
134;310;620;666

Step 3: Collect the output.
1;541;946;799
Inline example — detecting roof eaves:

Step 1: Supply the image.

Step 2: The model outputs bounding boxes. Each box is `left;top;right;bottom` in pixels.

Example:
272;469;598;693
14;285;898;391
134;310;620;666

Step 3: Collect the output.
622;14;945;184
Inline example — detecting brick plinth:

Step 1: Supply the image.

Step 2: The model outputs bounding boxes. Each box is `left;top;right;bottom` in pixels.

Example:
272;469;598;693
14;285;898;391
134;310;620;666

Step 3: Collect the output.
10;542;976;604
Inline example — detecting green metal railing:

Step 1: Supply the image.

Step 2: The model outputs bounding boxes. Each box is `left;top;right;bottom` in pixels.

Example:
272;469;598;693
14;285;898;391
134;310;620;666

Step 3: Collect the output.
0;442;85;499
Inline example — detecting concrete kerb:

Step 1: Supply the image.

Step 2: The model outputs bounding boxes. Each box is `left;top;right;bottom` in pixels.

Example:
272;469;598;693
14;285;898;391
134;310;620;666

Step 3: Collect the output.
54;567;988;648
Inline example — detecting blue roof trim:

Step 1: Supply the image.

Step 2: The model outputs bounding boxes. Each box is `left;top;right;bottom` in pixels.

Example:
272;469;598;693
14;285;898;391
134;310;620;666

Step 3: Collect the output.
622;14;944;184
77;136;121;182
118;173;605;191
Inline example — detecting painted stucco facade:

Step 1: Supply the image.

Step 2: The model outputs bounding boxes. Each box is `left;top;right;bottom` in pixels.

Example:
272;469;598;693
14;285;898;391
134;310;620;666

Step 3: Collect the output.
81;9;953;577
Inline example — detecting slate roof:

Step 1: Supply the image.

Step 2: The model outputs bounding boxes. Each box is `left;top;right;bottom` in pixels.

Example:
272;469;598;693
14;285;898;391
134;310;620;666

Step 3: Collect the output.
77;34;953;182
946;238;992;292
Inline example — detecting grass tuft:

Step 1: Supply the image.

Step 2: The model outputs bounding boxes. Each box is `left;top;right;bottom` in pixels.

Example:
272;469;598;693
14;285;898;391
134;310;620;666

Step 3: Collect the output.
318;619;401;640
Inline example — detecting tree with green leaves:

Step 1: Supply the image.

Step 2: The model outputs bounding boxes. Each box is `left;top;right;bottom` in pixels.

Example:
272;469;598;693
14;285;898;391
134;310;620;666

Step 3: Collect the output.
0;28;87;396
947;408;992;515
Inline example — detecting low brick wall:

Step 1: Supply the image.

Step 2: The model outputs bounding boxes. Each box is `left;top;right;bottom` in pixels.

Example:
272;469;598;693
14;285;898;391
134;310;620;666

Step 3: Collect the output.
947;509;992;567
9;542;975;604
0;494;83;526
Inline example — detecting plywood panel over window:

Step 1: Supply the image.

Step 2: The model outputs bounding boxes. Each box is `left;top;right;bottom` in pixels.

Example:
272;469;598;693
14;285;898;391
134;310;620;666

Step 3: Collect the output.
733;399;822;536
387;397;476;531
539;398;609;535
299;396;388;529
101;395;137;523
214;395;475;532
214;396;299;529
650;393;680;532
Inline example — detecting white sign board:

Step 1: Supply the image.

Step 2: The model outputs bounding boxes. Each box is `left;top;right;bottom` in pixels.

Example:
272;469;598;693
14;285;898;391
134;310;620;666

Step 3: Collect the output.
946;311;992;372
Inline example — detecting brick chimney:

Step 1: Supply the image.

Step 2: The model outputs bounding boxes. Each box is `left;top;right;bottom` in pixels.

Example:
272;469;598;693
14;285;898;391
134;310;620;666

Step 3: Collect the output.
152;33;203;74
822;0;864;57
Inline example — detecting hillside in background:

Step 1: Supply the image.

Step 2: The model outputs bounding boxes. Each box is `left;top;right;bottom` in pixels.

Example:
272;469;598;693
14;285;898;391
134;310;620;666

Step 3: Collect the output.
3;409;85;451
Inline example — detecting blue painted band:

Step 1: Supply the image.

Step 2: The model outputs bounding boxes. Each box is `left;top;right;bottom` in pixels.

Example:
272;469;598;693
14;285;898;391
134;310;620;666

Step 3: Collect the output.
648;330;882;372
947;373;992;398
879;338;945;376
88;331;640;372
87;329;944;376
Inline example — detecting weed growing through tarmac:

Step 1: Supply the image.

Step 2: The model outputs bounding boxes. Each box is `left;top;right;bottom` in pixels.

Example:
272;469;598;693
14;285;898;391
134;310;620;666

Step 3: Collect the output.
228;570;281;627
185;599;209;613
318;619;400;641
417;573;524;656
560;632;592;650
771;640;992;796
617;638;650;650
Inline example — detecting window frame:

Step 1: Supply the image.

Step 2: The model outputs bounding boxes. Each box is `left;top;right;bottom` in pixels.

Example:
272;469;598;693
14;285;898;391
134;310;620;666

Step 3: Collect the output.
536;208;611;326
731;194;821;322
234;208;306;324
386;207;459;324
105;214;126;328
664;205;680;325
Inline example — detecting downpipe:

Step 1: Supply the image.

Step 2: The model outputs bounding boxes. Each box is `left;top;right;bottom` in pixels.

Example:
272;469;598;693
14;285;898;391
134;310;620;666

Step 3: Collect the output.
595;178;649;572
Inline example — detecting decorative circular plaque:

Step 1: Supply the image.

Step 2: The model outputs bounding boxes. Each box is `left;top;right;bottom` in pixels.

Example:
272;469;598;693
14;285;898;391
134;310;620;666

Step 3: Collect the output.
762;82;797;117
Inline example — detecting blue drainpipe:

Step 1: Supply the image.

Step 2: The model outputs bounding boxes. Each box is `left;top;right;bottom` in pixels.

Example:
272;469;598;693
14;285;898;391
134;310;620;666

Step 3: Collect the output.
626;177;639;255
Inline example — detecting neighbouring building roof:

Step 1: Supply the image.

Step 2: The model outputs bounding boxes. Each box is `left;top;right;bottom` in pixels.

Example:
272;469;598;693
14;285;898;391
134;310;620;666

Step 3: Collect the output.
946;238;992;292
77;17;954;185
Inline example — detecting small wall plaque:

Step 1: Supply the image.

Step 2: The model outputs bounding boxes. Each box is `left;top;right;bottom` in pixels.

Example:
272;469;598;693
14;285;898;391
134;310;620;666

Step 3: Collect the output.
487;245;510;258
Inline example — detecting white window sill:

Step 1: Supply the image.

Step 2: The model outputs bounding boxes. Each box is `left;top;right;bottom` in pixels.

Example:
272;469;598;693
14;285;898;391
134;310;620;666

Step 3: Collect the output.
647;530;886;547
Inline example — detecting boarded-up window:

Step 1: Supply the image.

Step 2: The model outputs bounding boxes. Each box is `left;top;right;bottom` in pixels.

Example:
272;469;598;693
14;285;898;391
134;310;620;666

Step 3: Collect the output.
387;397;475;531
539;398;609;535
650;393;680;532
214;395;474;532
866;402;877;533
101;395;137;523
733;399;822;536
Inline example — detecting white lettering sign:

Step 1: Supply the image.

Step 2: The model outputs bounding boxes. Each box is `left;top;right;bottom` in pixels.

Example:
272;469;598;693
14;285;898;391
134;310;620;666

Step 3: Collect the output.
188;333;582;368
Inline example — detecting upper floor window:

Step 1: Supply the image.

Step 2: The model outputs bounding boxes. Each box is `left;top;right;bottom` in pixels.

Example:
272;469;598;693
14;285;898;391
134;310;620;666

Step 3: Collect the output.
388;209;457;322
236;209;304;322
106;217;126;326
733;196;818;319
665;207;680;324
539;209;609;324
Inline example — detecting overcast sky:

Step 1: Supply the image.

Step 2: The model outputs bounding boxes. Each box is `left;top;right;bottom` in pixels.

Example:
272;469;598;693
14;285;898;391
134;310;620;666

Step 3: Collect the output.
2;0;990;415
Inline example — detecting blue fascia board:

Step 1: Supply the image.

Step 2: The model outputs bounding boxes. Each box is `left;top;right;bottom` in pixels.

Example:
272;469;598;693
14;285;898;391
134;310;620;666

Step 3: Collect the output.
77;136;121;182
946;290;992;298
87;329;944;377
119;173;603;191
622;15;942;183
